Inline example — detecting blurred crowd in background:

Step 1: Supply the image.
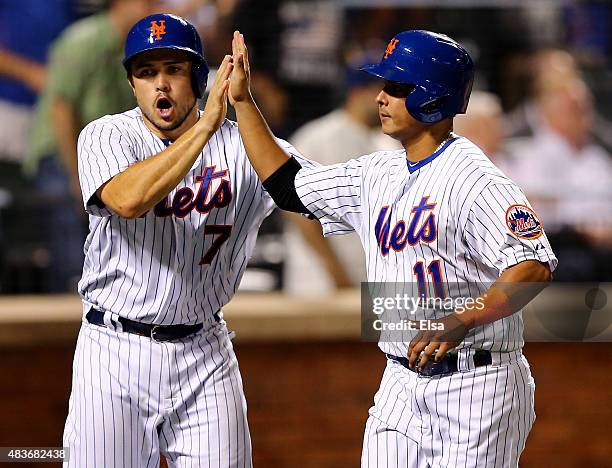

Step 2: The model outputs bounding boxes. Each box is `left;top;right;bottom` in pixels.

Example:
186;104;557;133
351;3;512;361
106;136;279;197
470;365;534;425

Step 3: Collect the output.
0;0;611;295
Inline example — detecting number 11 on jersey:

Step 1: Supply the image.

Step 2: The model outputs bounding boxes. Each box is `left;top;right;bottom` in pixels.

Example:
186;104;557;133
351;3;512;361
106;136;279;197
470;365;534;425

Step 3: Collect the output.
413;259;445;299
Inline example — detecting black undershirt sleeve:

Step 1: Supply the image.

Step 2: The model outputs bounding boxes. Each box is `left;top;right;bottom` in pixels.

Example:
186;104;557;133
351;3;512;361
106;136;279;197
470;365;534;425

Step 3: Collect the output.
262;157;312;216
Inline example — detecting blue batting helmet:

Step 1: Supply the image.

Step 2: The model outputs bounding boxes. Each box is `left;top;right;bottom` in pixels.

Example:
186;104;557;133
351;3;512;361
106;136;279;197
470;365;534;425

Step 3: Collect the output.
123;13;209;99
361;30;474;123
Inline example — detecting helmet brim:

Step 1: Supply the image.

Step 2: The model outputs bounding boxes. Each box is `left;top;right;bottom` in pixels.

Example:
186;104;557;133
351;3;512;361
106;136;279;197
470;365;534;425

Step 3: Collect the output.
122;45;205;70
360;63;447;96
360;63;413;84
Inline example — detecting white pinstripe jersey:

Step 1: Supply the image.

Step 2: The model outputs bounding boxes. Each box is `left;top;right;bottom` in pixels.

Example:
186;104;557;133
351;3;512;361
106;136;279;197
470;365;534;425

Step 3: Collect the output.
295;135;558;357
77;107;311;325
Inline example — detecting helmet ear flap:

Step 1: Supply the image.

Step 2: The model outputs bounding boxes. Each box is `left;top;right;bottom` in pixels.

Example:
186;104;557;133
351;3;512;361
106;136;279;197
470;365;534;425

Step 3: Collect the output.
406;86;445;123
420;99;443;115
191;60;209;99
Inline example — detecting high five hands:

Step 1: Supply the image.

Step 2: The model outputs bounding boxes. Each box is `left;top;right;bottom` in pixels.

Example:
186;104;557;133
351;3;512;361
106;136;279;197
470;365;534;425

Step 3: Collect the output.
202;31;252;131
229;31;252;105
202;54;232;132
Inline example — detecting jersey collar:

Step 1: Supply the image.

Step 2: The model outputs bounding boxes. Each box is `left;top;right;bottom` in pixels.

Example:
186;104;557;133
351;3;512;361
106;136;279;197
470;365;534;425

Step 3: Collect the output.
406;136;458;174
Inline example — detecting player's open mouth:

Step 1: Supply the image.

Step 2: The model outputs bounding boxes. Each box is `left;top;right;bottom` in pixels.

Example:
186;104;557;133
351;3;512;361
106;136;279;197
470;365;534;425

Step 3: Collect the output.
156;97;174;119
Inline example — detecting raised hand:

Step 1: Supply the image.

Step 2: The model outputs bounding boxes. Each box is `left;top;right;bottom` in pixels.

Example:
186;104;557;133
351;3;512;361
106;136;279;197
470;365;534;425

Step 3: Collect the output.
229;30;251;105
202;54;233;133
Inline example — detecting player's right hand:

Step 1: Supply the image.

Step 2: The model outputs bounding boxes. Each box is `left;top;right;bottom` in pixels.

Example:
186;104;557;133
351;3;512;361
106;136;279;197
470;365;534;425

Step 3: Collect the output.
201;54;233;133
407;313;469;372
229;31;251;105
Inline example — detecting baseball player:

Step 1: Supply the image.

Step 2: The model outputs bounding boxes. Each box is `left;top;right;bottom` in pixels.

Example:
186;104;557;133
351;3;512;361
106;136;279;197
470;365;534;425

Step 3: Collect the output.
228;30;557;467
63;14;313;467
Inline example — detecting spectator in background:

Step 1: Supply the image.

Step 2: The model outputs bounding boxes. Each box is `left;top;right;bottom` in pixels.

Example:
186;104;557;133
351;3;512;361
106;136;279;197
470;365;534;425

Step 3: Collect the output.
562;0;612;144
284;53;399;295
0;0;73;169
230;0;346;291
0;1;75;293
22;0;153;292
505;50;612;280
505;48;612;153
453;90;512;173
505;49;578;139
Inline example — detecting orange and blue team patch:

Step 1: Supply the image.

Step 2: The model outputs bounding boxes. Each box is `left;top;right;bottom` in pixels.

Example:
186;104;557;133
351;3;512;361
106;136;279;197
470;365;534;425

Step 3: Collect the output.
505;204;543;240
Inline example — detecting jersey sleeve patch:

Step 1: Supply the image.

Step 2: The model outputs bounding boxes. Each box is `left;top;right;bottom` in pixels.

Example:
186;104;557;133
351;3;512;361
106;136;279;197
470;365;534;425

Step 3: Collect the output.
505;204;543;240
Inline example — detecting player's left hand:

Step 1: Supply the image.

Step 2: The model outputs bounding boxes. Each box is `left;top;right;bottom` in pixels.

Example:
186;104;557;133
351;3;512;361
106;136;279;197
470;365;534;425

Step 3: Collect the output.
229;30;251;105
407;313;470;372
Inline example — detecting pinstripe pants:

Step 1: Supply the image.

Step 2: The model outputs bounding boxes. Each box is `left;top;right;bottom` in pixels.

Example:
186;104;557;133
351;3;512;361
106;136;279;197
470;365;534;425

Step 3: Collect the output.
362;353;535;468
63;320;252;468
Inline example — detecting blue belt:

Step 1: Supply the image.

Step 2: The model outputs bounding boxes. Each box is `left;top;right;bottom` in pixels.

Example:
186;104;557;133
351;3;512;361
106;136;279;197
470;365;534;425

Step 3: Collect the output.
386;349;492;377
85;308;214;342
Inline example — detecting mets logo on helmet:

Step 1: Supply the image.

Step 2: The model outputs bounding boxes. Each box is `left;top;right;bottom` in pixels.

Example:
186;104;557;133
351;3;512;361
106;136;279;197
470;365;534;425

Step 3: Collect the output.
506;204;543;240
384;38;399;59
150;20;167;42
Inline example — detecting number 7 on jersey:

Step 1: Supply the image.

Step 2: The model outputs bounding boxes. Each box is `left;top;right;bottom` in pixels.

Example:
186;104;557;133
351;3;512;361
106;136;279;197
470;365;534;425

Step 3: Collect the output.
200;224;232;265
